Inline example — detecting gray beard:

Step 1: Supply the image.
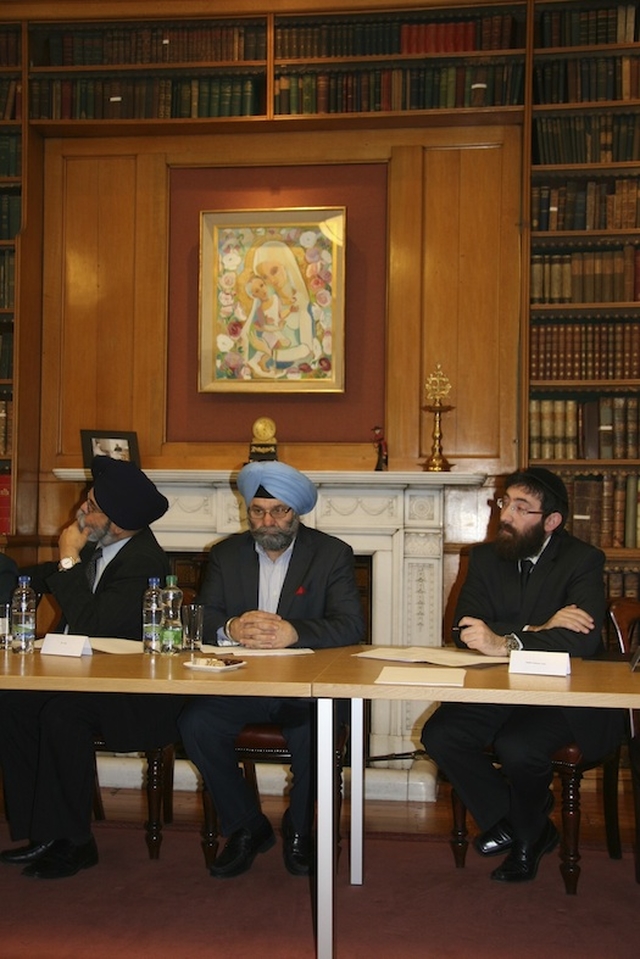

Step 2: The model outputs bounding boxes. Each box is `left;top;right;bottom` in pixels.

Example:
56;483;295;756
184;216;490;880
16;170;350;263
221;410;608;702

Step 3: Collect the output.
76;509;119;546
251;514;300;552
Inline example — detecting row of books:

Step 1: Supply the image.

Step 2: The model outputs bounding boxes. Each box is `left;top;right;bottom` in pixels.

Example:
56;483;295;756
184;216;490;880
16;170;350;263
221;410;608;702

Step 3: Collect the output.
533;113;640;165
0;80;22;123
530;247;640;304
531;177;640;232
36;24;267;68
0;398;13;459
535;4;638;48
0;330;13;380
560;472;640;549
0;473;11;536
530;397;640;462
0;30;20;69
274;62;524;116
530;323;640;381
0;251;15;311
29;76;263;122
534;55;640;105
606;565;640;602
274;12;522;59
0;136;21;179
0;194;21;242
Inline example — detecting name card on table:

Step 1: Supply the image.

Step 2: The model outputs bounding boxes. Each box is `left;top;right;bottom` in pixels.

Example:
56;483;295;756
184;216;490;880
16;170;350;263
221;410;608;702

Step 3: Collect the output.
508;650;570;677
41;633;93;658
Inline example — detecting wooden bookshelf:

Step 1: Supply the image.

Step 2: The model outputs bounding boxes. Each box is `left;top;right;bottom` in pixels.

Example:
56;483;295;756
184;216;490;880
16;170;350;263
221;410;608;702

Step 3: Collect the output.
525;1;640;582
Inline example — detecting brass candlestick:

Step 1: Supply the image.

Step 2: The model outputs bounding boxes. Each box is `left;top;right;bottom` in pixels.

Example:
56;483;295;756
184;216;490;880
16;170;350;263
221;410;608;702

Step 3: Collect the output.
422;364;454;472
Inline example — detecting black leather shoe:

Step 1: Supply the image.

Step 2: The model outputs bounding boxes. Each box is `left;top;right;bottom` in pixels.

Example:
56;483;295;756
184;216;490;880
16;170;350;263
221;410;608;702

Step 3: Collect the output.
490;820;559;883
474;818;512;857
22;837;98;880
281;809;312;876
474;791;555;857
210;817;275;879
0;840;55;866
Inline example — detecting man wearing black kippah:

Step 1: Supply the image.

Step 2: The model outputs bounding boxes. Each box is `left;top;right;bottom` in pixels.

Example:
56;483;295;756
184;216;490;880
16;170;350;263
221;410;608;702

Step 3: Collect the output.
422;467;625;884
0;457;185;879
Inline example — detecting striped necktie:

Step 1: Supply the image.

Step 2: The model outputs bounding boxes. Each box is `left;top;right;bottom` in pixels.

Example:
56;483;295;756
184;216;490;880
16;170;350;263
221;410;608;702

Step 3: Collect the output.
86;547;103;591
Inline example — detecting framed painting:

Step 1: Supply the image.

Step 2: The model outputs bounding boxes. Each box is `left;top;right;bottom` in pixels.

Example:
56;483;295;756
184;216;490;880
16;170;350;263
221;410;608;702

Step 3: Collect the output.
198;207;345;392
80;430;141;469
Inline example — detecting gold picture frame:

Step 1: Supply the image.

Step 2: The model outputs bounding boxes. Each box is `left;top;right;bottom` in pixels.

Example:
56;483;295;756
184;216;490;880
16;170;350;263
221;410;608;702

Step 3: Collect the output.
198;207;345;392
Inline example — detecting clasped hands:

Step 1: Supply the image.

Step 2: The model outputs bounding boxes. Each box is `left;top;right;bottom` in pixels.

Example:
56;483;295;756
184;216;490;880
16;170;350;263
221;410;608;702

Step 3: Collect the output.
227;610;298;649
458;604;595;657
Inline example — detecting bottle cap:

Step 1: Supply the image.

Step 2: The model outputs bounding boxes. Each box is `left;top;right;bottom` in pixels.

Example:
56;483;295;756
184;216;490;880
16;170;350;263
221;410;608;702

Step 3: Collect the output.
166;574;178;586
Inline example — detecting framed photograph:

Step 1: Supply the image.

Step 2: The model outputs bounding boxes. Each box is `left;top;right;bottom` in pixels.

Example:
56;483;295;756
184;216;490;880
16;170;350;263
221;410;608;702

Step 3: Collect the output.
80;430;140;469
198;207;345;392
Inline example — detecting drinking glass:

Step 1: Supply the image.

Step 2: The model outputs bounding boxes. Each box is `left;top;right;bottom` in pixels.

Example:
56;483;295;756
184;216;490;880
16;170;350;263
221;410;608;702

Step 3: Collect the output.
181;604;204;654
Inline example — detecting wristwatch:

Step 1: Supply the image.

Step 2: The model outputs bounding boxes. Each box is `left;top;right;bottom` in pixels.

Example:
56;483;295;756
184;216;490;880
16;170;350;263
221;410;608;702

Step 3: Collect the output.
58;556;80;571
504;633;522;653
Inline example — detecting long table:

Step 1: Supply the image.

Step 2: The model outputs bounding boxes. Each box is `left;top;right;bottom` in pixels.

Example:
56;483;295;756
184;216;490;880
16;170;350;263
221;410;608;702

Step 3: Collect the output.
312;647;640;959
2;645;639;959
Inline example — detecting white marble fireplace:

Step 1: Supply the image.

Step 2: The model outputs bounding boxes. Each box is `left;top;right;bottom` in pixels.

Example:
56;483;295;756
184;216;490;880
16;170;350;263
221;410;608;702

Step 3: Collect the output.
57;468;486;800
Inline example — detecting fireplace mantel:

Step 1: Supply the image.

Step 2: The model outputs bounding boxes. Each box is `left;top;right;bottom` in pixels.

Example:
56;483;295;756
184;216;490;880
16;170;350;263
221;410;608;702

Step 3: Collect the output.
55;467;486;793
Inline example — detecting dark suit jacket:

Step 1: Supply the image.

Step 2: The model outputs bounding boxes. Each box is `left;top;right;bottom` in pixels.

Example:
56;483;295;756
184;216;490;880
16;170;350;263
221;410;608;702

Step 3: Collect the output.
197;523;365;649
22;527;169;640
453;529;623;757
0;552;18;605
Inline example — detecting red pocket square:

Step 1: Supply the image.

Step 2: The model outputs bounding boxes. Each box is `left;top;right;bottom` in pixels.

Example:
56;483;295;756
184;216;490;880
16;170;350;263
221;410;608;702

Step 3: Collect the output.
295;586;306;595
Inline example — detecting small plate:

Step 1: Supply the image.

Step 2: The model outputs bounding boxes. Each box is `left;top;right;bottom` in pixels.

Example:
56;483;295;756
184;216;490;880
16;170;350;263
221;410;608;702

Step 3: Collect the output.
183;657;246;672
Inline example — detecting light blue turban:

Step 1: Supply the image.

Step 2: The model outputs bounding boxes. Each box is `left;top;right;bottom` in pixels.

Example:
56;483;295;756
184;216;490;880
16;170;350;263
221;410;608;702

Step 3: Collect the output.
237;461;317;516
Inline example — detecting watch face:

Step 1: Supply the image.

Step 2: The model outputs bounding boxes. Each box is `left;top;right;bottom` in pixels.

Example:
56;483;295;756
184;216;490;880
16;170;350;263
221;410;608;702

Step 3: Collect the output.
60;557;75;569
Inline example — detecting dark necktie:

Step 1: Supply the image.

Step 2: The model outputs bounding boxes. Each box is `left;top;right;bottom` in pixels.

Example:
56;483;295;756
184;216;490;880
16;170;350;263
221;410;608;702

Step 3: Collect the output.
520;558;534;599
86;547;103;591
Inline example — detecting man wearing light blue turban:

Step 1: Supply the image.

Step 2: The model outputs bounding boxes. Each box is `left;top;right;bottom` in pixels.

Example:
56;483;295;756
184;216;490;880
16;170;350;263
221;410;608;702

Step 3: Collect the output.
178;460;365;880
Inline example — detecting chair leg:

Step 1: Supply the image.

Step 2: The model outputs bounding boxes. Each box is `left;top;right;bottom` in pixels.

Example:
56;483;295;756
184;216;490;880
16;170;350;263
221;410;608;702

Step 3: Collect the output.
450;788;469;868
557;767;582;894
629;735;640;884
241;760;261;805
161;744;175;825
601;748;622;859
201;785;219;868
144;748;164;860
92;752;106;821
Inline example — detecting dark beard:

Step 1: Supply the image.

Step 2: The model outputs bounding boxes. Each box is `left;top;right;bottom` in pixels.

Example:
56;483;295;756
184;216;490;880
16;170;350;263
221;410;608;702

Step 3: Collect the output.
493;519;546;562
250;513;300;552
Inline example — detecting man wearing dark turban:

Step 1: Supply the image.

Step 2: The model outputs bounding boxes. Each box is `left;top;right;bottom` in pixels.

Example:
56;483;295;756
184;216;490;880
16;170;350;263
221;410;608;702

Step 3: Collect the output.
179;460;365;879
0;458;184;879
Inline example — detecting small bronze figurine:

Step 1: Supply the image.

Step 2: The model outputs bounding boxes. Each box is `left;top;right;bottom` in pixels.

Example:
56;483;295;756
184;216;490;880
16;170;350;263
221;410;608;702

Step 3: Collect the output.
372;426;388;471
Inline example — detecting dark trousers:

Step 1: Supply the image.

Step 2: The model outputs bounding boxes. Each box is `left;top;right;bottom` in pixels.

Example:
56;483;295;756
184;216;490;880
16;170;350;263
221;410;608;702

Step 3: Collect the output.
421;703;577;842
0;691;184;844
178;696;314;837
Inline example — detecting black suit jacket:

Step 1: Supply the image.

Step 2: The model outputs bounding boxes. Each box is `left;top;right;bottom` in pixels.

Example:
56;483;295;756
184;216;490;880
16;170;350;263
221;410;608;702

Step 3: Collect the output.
22;527;169;640
197;523;365;648
454;529;623;757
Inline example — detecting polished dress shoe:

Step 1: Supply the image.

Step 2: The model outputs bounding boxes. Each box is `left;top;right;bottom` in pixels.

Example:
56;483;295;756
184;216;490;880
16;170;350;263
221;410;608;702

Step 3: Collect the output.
281;809;312;876
474;791;555;857
210;817;275;879
490;819;559;883
474;818;512;857
22;837;98;880
0;840;55;866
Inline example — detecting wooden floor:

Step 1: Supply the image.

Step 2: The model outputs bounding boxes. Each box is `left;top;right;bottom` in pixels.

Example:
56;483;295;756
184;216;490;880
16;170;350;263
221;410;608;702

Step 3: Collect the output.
97;765;638;850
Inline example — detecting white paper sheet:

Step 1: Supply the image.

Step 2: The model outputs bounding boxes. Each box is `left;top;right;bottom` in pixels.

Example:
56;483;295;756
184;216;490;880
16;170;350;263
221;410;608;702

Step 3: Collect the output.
374;665;467;686
356;645;508;667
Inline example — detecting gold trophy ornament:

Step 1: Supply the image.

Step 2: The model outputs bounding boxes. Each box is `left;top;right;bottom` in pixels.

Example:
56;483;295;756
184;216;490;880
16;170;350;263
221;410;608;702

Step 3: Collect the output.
422;364;454;472
248;417;278;462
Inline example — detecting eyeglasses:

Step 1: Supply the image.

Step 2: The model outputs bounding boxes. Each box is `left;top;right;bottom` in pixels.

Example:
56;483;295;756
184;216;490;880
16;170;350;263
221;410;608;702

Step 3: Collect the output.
84;494;104;514
496;496;544;517
248;504;293;520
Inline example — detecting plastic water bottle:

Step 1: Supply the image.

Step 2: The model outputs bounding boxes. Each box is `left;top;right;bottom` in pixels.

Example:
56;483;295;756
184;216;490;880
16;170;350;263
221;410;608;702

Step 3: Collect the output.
11;575;37;654
160;575;183;654
142;577;163;654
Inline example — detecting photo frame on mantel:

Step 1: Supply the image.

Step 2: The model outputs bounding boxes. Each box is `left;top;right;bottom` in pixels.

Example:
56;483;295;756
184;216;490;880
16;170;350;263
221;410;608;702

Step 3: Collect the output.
80;430;141;469
198;207;345;393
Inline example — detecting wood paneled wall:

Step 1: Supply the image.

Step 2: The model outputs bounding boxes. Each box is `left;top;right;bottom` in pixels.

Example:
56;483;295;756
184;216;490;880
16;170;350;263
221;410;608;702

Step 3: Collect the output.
33;123;521;554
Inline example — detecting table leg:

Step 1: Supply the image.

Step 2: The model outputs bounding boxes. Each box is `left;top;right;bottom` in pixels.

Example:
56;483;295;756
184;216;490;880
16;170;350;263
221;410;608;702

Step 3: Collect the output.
349;698;364;886
317;697;335;959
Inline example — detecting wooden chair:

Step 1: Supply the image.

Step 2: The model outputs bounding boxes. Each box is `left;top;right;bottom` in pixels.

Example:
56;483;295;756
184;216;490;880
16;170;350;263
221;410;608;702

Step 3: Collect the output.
200;721;348;867
607;596;640;884
448;604;632;894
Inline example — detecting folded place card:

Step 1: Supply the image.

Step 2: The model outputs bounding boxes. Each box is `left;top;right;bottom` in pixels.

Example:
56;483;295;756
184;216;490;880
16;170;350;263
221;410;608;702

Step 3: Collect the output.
508;649;570;677
41;633;92;658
